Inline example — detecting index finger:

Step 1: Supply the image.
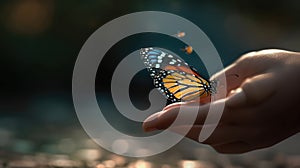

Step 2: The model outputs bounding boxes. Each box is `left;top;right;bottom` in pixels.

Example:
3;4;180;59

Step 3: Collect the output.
143;99;230;131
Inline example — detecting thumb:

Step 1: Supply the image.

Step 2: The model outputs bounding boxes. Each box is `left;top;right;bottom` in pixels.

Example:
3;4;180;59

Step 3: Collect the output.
210;51;273;94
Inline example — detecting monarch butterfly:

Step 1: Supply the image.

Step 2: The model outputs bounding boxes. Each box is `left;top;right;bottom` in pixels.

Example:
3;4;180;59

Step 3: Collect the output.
140;47;216;103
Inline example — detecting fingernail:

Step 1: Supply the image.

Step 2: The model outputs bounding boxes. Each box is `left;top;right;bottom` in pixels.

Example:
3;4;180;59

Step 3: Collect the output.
143;112;162;132
226;88;247;107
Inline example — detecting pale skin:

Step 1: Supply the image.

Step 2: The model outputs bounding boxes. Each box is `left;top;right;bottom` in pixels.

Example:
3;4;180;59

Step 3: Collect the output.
143;49;300;154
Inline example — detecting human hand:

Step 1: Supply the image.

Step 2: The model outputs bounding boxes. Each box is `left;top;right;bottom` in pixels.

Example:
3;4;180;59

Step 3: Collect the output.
143;49;300;154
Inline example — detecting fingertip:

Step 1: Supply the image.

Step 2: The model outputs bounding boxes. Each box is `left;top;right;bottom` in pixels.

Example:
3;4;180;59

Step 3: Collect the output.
142;112;162;132
225;88;247;107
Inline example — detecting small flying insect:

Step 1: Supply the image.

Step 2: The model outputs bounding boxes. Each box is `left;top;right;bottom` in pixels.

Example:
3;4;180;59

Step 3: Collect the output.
173;31;186;38
181;46;193;54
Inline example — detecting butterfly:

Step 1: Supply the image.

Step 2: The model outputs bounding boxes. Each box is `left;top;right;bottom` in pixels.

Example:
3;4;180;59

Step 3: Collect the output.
140;47;216;103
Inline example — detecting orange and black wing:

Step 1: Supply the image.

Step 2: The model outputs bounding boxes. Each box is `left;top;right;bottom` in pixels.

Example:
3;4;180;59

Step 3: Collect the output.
140;47;214;103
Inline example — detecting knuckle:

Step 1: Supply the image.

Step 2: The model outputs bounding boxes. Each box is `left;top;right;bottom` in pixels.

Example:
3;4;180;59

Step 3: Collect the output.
241;79;259;104
241;79;255;92
236;52;256;64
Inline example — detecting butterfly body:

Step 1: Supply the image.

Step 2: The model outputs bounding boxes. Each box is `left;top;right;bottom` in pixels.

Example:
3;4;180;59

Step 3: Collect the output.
141;48;216;103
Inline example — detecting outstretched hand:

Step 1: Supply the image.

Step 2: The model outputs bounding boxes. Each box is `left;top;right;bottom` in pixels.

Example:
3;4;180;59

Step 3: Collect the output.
143;49;300;154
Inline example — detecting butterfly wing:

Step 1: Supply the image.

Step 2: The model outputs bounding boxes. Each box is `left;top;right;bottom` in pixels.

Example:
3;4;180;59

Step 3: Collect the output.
140;47;195;77
153;70;211;102
140;47;212;103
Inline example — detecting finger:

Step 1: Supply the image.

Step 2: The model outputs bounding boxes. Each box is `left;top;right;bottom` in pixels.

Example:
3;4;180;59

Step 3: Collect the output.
143;112;163;132
169;125;246;146
162;96;211;112
187;96;212;104
143;103;210;131
143;99;233;131
212;141;255;154
162;102;184;112
157;105;204;130
160;103;212;130
226;73;276;107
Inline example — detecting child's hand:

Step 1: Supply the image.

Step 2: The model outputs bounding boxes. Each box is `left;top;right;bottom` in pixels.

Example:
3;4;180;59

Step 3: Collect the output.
143;49;300;154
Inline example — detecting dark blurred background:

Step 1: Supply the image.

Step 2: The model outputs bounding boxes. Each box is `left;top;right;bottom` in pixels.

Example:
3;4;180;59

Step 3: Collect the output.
1;0;300;167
